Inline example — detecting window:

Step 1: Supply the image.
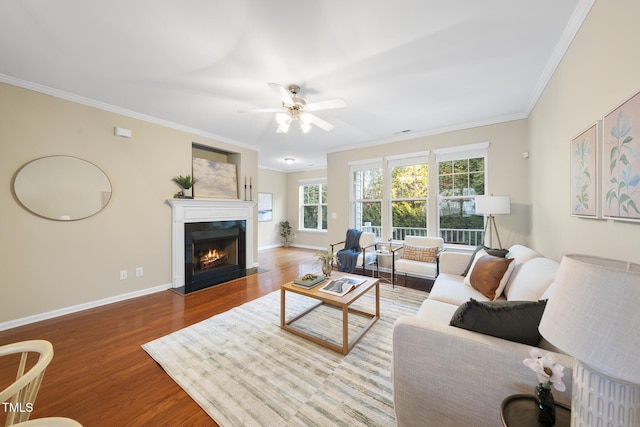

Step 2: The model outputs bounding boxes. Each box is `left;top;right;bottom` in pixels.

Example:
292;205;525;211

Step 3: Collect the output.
436;143;488;246
389;156;428;240
351;160;383;237
300;180;327;231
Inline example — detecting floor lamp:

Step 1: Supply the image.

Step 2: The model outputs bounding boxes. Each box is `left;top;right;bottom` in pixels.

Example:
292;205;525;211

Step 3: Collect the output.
539;255;640;427
475;195;510;249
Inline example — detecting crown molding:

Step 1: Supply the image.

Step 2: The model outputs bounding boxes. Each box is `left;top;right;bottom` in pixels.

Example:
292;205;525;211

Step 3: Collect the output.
0;73;259;152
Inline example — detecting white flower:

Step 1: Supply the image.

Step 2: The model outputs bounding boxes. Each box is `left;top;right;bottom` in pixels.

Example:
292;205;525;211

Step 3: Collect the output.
523;348;566;392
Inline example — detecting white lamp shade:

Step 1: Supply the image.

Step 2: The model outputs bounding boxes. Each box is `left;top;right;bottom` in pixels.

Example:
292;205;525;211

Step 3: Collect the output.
539;254;640;384
475;195;510;215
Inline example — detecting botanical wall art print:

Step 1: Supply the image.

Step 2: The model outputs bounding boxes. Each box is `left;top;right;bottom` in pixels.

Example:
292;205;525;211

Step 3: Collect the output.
602;90;640;222
192;157;238;199
258;192;273;222
570;123;598;218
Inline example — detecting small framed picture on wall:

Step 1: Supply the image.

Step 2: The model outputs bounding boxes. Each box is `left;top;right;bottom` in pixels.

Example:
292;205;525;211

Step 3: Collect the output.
602;89;640;222
570;122;599;218
258;192;273;222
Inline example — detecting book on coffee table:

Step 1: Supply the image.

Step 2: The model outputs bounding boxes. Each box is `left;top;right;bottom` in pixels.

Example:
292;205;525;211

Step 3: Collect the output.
292;273;326;288
318;276;366;296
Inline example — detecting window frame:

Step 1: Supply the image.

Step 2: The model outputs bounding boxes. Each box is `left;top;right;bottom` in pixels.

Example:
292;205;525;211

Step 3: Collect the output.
387;153;430;241
349;158;383;238
434;142;489;247
298;178;328;232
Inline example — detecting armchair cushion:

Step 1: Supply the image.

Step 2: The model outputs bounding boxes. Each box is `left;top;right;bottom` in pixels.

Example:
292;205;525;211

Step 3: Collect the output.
450;299;547;346
402;244;439;263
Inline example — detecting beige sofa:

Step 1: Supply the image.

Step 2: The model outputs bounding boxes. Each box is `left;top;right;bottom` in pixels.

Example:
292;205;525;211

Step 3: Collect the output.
392;244;574;427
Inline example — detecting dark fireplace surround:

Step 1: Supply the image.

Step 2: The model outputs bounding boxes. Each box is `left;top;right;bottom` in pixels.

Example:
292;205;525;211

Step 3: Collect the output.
183;220;247;294
167;199;257;295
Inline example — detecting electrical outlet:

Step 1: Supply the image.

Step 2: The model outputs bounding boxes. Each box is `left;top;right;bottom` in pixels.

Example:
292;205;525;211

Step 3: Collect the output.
135;267;143;277
119;270;127;280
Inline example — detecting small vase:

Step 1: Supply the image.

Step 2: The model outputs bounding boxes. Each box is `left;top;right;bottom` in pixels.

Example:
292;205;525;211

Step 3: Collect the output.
182;187;192;198
535;384;556;426
321;261;332;277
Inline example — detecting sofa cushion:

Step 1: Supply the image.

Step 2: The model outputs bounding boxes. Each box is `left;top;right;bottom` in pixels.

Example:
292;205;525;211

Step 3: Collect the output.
403;244;439;263
428;273;496;305
464;253;515;300
394;258;438;278
503;244;543;295
505;257;559;301
461;245;509;276
416;299;459;322
449;299;547;346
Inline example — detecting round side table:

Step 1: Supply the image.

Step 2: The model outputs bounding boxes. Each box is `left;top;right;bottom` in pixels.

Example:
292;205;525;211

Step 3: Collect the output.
500;394;571;427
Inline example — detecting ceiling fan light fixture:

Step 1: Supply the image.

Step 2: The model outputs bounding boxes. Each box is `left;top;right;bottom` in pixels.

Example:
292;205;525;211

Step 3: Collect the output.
275;111;290;125
300;113;312;125
300;123;312;133
276;122;290;133
284;157;295;164
252;83;345;135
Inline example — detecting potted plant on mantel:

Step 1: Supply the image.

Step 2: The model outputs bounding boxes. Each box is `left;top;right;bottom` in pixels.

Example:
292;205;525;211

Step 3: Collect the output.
172;174;197;198
279;220;292;247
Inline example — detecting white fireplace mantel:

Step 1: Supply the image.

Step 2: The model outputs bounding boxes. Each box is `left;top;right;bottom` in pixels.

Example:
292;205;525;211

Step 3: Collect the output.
166;198;257;289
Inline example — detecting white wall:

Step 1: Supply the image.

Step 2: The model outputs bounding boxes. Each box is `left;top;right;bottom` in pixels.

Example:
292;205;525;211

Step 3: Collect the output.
0;83;258;325
257;168;287;249
326;120;530;249
285;169;330;250
529;0;640;262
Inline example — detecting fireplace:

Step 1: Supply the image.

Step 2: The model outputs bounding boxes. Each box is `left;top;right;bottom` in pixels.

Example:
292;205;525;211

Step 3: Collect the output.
166;199;257;294
184;220;246;293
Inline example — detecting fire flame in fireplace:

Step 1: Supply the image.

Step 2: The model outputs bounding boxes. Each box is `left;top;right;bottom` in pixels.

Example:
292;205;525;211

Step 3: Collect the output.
195;248;228;270
203;249;226;265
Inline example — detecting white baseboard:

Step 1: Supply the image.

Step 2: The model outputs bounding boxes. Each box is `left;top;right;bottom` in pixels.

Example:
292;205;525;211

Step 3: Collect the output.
258;244;282;251
0;283;172;332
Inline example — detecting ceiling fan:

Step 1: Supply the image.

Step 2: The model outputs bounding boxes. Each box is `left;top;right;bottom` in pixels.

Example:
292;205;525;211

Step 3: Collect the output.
245;83;346;134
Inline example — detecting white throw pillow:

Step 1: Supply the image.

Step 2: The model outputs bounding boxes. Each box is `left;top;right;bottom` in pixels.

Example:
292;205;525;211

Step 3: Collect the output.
463;249;488;287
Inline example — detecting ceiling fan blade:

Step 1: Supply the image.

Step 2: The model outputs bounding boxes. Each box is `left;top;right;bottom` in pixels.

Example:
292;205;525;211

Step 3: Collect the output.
305;98;346;111
308;114;335;131
268;82;294;105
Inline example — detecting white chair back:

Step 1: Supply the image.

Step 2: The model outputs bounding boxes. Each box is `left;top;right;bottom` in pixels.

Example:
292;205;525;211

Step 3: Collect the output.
359;232;376;248
0;340;54;426
404;236;444;250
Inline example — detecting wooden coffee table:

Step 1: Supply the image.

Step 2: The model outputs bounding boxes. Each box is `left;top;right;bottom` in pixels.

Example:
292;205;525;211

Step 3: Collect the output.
280;273;380;355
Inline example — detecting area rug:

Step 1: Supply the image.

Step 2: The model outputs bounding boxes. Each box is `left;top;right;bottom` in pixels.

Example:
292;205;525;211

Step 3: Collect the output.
142;284;427;427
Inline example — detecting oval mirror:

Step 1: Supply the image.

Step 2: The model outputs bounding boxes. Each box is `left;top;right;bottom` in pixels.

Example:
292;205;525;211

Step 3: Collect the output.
14;156;112;221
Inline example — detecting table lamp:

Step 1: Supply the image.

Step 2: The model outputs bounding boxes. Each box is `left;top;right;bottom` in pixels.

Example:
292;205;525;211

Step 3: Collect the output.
475;195;510;249
539;254;640;427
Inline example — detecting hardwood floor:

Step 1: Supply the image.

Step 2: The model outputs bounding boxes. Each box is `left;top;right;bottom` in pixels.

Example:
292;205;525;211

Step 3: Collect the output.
0;247;428;426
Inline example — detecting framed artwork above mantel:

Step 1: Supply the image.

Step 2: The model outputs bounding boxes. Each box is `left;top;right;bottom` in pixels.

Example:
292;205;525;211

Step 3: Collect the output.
192;157;238;199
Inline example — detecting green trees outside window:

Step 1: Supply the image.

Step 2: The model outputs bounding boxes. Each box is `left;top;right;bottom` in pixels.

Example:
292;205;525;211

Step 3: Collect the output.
301;183;327;230
353;168;383;236
438;157;485;244
391;163;428;239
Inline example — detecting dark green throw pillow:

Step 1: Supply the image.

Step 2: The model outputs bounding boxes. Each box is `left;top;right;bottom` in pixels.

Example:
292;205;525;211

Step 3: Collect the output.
461;245;510;276
449;299;547;346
